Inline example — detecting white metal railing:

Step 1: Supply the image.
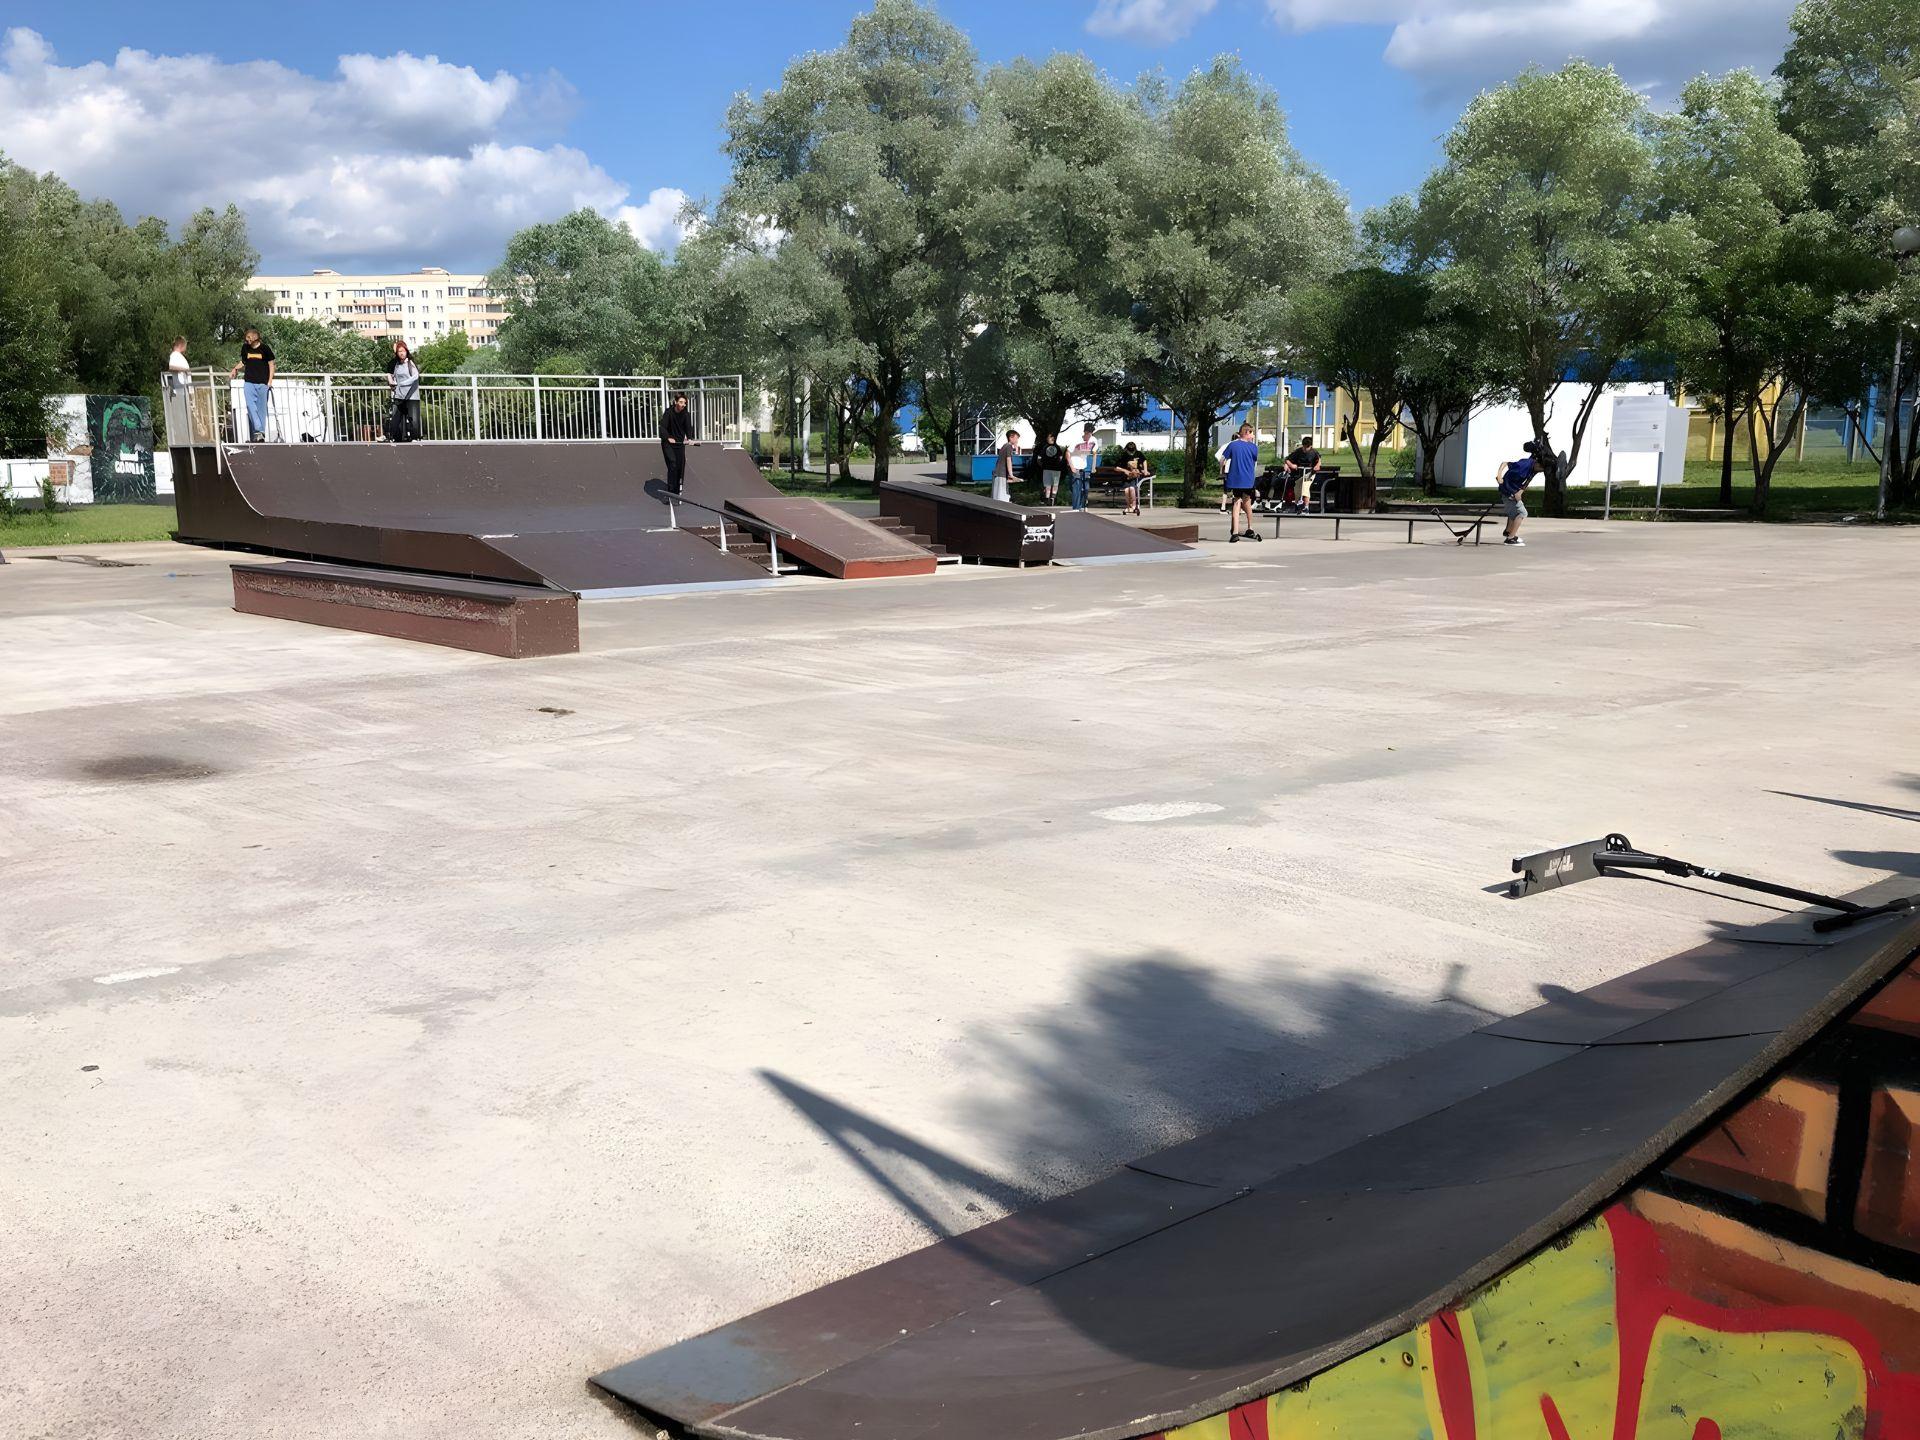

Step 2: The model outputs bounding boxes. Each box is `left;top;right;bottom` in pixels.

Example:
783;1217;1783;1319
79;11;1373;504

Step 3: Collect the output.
160;369;745;451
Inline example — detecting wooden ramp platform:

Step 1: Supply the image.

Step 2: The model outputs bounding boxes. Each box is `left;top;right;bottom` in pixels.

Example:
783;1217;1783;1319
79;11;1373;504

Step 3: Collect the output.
725;496;939;579
231;561;578;658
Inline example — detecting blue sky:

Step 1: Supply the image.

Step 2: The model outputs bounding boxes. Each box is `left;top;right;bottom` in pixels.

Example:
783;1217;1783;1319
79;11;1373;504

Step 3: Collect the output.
1;0;1797;272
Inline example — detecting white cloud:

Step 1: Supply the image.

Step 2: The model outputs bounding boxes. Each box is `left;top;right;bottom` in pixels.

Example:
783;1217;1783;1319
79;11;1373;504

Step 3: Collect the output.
0;28;687;271
616;187;693;252
1264;0;1796;99
1086;0;1219;45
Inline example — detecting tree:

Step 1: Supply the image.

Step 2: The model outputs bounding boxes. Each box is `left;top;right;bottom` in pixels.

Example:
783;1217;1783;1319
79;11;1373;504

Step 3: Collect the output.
1656;71;1811;506
253;316;388;373
1288;265;1425;505
1778;0;1920;506
721;0;979;489
0;209;64;455
1123;59;1349;504
490;209;679;375
0;155;256;417
1736;214;1886;513
954;55;1145;469
413;329;472;375
1416;63;1692;515
1351;196;1507;496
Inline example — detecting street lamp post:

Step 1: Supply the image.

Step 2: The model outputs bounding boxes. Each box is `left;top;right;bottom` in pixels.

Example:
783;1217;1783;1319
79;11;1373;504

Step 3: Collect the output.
1876;226;1920;521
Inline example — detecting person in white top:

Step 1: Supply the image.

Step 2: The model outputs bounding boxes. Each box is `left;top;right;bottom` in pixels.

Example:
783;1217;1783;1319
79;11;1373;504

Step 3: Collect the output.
1070;423;1098;510
165;337;190;391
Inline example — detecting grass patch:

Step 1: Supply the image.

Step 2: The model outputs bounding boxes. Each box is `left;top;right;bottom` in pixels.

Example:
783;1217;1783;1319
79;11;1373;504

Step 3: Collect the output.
764;468;885;498
0;503;180;546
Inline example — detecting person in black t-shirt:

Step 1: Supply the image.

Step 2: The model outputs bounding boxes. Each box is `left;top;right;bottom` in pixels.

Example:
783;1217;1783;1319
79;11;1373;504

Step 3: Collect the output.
228;328;275;441
661;394;695;494
1280;435;1321;512
1035;433;1069;505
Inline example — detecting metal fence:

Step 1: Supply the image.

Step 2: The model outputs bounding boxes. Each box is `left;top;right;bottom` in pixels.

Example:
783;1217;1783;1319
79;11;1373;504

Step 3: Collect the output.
160;370;745;450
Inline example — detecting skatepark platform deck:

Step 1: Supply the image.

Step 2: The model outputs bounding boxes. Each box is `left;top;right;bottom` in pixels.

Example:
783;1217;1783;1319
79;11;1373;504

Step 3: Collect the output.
172;441;800;595
594;892;1920;1440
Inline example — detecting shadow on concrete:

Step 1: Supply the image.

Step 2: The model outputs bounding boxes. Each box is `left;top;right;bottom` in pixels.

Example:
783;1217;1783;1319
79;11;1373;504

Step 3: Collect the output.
949;952;1486;1201
765;951;1486;1249
1833;848;1920;877
1769;789;1920;824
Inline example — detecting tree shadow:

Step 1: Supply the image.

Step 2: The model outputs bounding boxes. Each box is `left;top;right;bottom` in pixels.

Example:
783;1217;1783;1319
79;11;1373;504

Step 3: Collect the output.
763;950;1487;1251
942;952;1486;1198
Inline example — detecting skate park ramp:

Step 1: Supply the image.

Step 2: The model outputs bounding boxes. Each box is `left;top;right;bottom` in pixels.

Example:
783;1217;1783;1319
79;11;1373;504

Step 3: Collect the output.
593;885;1920;1439
1049;510;1200;565
724;495;938;579
875;482;1196;567
171;441;785;595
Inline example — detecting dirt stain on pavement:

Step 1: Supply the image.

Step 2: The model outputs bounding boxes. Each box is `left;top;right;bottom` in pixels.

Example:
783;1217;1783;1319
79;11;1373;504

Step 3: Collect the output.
76;754;222;784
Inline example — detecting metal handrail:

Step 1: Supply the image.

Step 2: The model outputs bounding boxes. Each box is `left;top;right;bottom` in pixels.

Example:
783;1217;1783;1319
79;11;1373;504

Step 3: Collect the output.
160;368;746;447
656;488;795;576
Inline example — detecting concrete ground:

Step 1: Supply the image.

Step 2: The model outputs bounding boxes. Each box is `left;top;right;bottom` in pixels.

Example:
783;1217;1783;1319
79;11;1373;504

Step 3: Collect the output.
3;515;1917;1439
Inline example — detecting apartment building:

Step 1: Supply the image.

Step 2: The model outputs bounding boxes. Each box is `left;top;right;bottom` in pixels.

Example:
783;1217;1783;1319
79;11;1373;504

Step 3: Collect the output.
246;267;508;347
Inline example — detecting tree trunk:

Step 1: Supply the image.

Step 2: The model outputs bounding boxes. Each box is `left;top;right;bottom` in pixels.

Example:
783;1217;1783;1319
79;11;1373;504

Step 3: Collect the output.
1525;392;1562;517
945;400;960;484
835;391;853;481
800;375;812;472
1718;402;1736;508
1180;413;1206;507
866;380;899;494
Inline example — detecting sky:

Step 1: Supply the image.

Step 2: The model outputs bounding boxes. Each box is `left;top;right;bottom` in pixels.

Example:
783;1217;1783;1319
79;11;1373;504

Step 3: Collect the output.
0;0;1800;275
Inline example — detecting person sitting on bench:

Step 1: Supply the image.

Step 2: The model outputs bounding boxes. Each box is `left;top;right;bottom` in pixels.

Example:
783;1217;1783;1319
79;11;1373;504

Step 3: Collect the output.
1278;434;1320;513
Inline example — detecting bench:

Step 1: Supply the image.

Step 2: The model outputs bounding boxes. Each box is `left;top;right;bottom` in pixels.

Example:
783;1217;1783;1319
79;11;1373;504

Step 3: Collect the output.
1272;509;1494;544
1084;468;1156;509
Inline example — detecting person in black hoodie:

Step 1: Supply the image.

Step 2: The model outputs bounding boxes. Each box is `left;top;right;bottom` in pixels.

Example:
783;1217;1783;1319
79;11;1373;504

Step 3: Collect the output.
661;393;695;494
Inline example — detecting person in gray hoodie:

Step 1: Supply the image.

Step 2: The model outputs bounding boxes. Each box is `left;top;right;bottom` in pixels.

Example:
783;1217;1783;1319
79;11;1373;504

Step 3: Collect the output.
386;341;422;443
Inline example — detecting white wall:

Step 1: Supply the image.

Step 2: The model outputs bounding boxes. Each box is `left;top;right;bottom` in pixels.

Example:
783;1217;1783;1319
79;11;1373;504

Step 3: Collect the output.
1428;383;1687;490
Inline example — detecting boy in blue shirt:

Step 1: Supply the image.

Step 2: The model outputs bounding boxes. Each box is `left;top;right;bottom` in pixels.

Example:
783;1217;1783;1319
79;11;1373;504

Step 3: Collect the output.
1496;441;1543;546
1217;424;1263;543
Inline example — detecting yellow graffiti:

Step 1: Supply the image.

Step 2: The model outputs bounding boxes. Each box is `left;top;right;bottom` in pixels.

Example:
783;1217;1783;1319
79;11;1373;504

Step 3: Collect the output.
1163;1212;1884;1440
1632;1317;1866;1440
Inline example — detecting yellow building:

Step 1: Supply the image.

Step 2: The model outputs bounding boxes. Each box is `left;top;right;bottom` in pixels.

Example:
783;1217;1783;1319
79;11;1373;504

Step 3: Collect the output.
246;267;507;349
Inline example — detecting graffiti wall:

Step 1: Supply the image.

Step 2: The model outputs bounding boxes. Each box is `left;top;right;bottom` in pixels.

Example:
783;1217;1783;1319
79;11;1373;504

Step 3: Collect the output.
1161;960;1920;1440
85;394;155;503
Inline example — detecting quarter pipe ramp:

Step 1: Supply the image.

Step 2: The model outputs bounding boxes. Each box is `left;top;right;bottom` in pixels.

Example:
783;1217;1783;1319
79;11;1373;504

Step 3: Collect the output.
593;885;1920;1440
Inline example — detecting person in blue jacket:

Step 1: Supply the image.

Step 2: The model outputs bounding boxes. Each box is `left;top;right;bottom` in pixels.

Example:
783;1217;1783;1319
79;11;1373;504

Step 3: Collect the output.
1495;441;1545;546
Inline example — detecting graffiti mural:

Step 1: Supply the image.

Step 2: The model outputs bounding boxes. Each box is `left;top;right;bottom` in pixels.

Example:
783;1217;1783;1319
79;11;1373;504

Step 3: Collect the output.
86;394;155;503
1161;960;1920;1440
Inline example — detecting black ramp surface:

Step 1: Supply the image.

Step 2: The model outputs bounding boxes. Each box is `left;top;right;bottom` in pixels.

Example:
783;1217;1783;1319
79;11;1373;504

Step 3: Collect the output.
186;442;781;593
483;529;775;594
594;908;1920;1440
1048;511;1198;563
224;441;775;534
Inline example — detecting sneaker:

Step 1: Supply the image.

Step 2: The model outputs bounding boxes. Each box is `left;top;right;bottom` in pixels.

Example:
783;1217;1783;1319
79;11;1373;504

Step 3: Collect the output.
1504;536;1523;546
1241;529;1263;541
1229;532;1240;543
